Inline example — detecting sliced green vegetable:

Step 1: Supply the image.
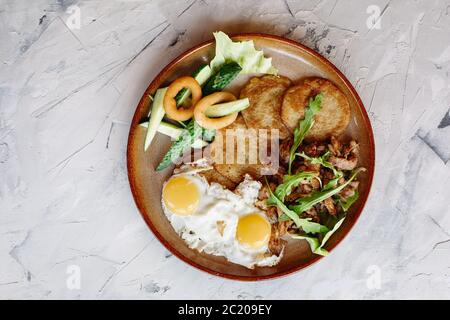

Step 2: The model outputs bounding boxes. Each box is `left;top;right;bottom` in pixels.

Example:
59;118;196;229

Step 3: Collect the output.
205;98;249;118
144;88;168;151
202;62;242;96
201;127;216;142
288;168;365;214
288;94;323;174
175;64;212;106
265;179;329;234
139;121;207;148
273;172;319;202
156;120;202;171
209;31;278;75
338;190;359;212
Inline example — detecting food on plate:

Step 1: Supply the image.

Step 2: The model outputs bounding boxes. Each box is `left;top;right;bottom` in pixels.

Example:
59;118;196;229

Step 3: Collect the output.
210;115;276;184
164;76;202;121
198;167;237;190
202;62;242;96
161;168;283;269
194;92;238;129
139;31;364;268
281;77;350;140
142;31;278;171
240;75;292;139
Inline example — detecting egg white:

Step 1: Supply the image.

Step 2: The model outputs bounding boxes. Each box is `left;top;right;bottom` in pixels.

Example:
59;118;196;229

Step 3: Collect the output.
161;171;283;269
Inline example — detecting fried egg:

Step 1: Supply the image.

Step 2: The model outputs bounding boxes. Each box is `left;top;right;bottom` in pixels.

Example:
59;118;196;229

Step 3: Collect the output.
161;168;283;269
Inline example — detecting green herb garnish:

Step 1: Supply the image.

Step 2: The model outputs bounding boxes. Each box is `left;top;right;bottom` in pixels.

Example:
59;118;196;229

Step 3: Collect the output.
265;178;329;234
338;190;359;212
288;94;323;174
273;172;319;202
287;168;365;214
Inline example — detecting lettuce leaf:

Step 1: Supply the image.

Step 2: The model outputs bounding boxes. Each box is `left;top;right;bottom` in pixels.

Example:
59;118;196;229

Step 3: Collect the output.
209;31;278;75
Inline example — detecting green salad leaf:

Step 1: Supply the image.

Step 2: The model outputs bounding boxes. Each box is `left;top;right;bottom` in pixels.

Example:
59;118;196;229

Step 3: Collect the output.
288;94;323;174
209;31;278;75
299;151;337;175
291;217;345;256
288;168;365;214
266;179;329;234
273;172;319;202
298;151;344;190
338;190;359;212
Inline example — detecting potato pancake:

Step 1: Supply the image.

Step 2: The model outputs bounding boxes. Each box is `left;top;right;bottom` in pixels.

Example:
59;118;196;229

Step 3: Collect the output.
240;75;292;140
281;77;350;140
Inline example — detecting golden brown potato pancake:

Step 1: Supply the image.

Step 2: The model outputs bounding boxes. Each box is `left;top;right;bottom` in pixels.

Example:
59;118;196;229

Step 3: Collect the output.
281;77;350;141
240;75;292;140
209;115;276;183
199;168;237;190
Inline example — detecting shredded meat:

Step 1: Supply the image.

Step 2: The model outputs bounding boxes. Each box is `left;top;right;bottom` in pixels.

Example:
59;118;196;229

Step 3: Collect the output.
343;140;359;158
310;177;321;190
323;197;337;216
327;138;359;170
329;155;358;170
265;206;278;223
328;136;342;156
258;183;276;200
302;141;327;157
278;220;294;236
339;181;359;199
302;207;320;222
268;223;286;256
279;138;293;164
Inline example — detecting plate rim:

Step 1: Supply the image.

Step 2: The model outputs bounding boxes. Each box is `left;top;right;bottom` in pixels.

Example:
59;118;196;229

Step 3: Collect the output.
126;33;376;281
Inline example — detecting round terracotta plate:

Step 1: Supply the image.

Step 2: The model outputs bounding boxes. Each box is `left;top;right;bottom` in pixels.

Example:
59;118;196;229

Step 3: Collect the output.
127;34;375;281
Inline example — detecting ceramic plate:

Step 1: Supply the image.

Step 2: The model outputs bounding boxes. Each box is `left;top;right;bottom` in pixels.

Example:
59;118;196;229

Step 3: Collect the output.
127;34;375;281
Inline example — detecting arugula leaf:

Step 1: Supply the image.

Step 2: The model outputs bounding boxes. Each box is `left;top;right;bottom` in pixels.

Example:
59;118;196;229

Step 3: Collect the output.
322;171;344;190
290;234;321;252
290;217;345;256
298;151;343;190
265;179;328;234
288;94;323;174
156;120;202;171
273;172;319;202
338;190;359;212
288;168;365;214
298;151;336;175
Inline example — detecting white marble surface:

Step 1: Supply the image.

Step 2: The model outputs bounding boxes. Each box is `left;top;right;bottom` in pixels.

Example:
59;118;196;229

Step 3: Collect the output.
1;0;450;300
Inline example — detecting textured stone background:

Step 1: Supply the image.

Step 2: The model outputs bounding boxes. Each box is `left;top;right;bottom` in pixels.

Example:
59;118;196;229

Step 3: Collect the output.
1;0;449;299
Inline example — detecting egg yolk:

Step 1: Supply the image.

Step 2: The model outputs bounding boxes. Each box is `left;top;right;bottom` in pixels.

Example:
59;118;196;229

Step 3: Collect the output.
236;213;271;249
163;176;200;216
